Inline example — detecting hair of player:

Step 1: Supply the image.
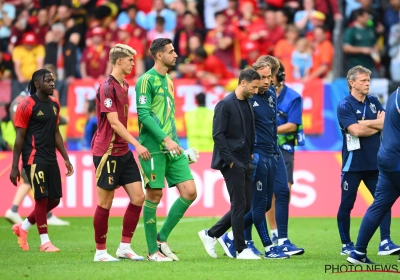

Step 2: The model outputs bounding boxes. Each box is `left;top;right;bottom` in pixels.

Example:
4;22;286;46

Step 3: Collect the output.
28;69;52;95
109;43;137;65
252;61;271;71
238;68;261;84
346;65;371;91
149;38;173;58
256;55;280;76
195;92;206;107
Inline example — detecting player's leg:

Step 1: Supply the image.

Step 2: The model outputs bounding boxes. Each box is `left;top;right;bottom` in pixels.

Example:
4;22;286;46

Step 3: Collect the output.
348;171;400;264
265;196;277;244
5;173;30;224
273;154;304;256
116;151;145;261
363;171;400;255
92;154;119;262
140;153;172;262
337;172;361;255
158;154;197;260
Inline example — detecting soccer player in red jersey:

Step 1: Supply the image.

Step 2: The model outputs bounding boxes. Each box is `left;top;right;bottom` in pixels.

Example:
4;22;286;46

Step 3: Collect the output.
91;44;151;262
9;69;74;252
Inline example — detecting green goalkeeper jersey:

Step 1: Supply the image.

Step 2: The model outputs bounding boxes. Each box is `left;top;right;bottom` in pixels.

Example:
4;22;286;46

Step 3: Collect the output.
136;68;179;152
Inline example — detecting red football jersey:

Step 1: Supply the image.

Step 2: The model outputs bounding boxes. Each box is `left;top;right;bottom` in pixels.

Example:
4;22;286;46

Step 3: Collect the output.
91;75;130;157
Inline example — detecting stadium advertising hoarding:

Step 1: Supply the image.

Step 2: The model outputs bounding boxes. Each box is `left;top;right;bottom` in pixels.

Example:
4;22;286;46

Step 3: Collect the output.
66;79;324;139
1;151;399;217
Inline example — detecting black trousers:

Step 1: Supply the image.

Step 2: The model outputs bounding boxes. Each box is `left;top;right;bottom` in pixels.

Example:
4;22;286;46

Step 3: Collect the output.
208;162;253;252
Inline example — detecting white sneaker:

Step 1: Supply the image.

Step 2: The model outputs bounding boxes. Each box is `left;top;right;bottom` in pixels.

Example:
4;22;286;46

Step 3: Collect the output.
47;215;70;226
5;209;23;224
116;246;144;261
147;251;173;262
94;251;120;262
237;248;261;260
157;241;179;261
198;229;217;258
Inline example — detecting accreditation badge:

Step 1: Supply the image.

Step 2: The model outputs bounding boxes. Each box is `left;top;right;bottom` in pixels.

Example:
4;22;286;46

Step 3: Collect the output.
346;133;360;151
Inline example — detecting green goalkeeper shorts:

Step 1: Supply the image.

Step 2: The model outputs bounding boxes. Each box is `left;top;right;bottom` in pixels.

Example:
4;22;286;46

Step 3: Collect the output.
139;152;193;189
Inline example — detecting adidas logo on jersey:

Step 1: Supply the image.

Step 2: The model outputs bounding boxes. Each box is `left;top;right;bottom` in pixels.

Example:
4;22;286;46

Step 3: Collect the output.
356;110;361;114
37;111;44;116
158;88;164;93
253;101;259;107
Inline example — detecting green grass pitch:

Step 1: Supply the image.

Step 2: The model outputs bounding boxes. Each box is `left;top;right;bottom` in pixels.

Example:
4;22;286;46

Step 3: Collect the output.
1;217;399;280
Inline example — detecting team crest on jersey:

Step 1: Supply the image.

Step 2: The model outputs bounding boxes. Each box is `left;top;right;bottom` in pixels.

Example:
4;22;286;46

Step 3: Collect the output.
268;96;274;108
369;103;377;113
53;106;57;115
104;98;112;108
139;95;147;104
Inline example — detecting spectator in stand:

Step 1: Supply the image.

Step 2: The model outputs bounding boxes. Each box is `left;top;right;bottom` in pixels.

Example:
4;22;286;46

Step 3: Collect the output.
80;27;111;80
274;24;300;81
260;9;285;55
347;0;384;35
233;1;264;66
170;0;203;30
0;50;12;80
239;40;261;69
12;32;44;94
8;9;29;53
173;11;205;58
388;21;400;81
136;0;176;32
116;5;147;50
18;0;37;16
223;0;240;25
308;25;334;80
44;23;77;85
292;37;313;80
174;34;202;69
180;46;233;84
343;8;379;76
314;0;342;30
29;8;50;45
0;0;16;51
275;8;290;31
147;16;174;42
304;11;331;41
116;23;145;79
203;0;229;30
384;0;400;37
294;0;316;35
204;11;236;69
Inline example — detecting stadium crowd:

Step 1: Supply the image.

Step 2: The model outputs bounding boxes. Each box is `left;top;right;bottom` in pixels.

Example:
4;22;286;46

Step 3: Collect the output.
0;0;399;94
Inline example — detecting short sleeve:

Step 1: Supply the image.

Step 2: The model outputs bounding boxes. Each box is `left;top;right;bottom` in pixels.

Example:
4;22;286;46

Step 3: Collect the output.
287;97;302;125
98;82;117;113
14;99;33;128
135;75;153;109
337;99;357;130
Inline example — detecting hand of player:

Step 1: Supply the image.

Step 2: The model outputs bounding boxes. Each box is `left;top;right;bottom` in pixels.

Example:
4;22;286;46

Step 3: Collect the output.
164;138;182;157
377;111;385;119
137;144;151;160
65;159;74;176
10;167;20;186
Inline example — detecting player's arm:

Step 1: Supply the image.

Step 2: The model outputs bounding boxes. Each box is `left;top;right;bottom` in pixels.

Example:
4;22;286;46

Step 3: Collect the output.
212;100;235;167
106;112;151;160
278;98;302;134
136;76;181;154
338;100;379;137
358;110;385;131
55;125;74;176
10;127;25;186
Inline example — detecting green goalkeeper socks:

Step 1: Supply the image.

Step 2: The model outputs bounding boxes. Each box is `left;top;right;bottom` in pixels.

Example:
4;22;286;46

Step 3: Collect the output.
144;200;158;255
158;196;193;242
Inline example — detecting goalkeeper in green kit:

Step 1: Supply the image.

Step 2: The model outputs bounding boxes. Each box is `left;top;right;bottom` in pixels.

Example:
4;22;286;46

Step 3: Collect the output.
135;38;198;262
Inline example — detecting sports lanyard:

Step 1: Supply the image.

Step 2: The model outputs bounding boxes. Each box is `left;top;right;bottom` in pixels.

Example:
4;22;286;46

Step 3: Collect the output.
396;87;400;114
362;101;367;120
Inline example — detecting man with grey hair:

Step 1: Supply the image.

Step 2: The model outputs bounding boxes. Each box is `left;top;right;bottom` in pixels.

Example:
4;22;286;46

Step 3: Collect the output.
336;65;400;256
